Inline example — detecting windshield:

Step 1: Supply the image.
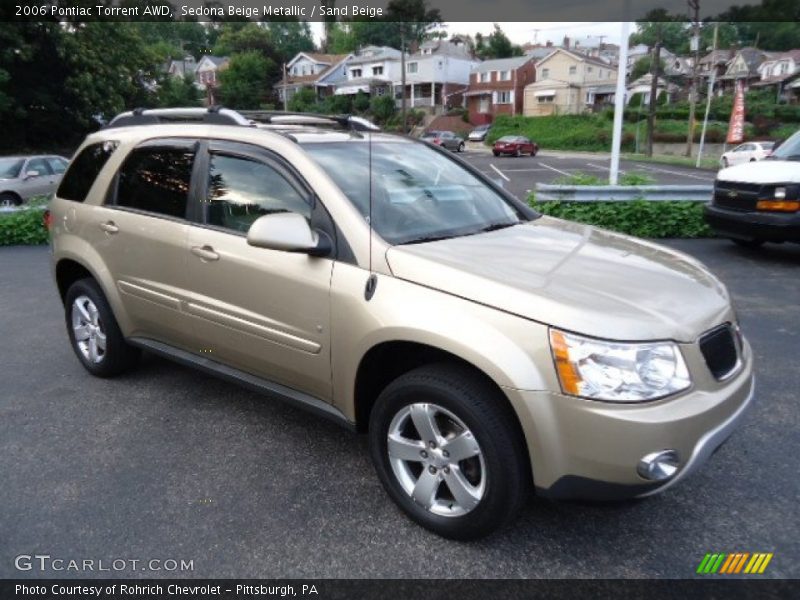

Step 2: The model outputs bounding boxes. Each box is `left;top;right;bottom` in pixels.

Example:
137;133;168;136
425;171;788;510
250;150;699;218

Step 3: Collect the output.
771;131;800;160
0;158;24;179
497;136;518;143
304;139;523;245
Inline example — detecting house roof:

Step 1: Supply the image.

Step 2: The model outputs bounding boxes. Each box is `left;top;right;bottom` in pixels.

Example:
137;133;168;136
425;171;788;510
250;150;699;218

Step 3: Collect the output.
197;55;228;69
348;46;402;65
536;48;616;71
472;55;534;73
281;54;351;88
414;40;472;59
288;52;348;68
699;49;734;65
166;57;197;77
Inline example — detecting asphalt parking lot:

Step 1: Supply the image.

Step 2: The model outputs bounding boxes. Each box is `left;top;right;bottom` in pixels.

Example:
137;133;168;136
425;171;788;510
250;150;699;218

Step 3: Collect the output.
1;241;798;579
459;147;717;200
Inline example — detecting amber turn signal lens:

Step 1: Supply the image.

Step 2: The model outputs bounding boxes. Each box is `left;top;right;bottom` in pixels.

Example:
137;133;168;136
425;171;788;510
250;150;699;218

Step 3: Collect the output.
549;330;582;395
756;200;800;212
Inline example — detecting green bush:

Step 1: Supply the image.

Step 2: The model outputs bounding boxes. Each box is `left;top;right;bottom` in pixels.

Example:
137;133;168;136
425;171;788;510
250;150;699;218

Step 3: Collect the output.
530;199;713;238
0;206;49;245
353;91;370;113
619;172;655;185
287;87;318;113
369;95;396;124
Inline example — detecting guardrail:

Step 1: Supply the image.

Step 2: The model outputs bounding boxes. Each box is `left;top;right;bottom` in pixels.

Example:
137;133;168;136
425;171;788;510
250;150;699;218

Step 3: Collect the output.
534;184;713;203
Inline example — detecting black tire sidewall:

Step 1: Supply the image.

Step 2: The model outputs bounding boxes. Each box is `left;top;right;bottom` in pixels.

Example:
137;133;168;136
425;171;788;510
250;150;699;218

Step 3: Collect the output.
369;367;527;540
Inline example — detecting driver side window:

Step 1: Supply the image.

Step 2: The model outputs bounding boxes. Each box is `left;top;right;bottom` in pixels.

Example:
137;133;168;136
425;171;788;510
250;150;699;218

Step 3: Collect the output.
206;153;311;233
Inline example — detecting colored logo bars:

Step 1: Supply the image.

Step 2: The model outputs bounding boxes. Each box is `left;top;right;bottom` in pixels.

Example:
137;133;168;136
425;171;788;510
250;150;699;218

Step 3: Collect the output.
696;552;773;575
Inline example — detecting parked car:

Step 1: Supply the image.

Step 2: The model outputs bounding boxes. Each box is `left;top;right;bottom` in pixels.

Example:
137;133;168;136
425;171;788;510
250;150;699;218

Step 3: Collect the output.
493;136;538;157
50;107;753;540
420;130;465;152
705;130;800;247
0;155;69;207
467;124;492;142
719;141;774;168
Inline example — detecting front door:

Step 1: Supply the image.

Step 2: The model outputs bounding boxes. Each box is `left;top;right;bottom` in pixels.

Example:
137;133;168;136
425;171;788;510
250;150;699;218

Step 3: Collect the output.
479;96;490;113
19;157;57;199
184;141;334;401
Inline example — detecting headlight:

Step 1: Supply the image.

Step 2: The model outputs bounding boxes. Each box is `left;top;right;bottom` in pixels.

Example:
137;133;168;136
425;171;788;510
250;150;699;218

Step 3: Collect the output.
549;329;691;402
774;186;786;199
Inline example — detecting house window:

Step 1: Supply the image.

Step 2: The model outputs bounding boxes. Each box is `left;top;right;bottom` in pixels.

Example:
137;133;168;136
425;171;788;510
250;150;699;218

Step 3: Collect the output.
407;62;418;74
541;68;550;79
499;70;511;81
372;66;383;76
497;91;512;104
376;87;386;96
351;68;362;78
537;95;554;103
479;72;489;82
587;66;593;73
780;61;788;74
569;66;577;75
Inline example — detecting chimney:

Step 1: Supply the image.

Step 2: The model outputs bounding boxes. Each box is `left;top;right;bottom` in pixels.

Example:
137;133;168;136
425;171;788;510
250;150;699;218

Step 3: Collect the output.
563;36;570;49
546;40;553;48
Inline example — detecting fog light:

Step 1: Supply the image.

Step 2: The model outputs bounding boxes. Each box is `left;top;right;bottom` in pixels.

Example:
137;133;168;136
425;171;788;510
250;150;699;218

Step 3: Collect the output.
637;450;680;481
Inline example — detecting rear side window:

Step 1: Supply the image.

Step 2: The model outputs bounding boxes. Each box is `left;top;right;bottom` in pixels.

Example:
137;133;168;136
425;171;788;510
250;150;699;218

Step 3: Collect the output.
115;146;195;219
57;141;118;202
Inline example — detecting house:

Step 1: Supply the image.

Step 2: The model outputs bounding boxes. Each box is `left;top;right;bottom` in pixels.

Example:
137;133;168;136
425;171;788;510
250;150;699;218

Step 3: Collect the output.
697;49;735;83
166;56;197;79
398;39;478;113
333;46;402;98
465;56;537;124
718;47;775;93
752;50;800;101
626;44;651;76
626;73;678;106
523;48;618;117
195;55;229;91
276;52;352;103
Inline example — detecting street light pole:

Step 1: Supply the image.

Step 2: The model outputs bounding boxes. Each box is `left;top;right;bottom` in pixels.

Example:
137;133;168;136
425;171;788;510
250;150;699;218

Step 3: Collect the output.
610;20;630;185
400;25;407;134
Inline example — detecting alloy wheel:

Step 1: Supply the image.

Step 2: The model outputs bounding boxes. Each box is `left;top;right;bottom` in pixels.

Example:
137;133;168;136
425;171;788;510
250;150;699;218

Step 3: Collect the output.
387;402;486;517
71;295;106;364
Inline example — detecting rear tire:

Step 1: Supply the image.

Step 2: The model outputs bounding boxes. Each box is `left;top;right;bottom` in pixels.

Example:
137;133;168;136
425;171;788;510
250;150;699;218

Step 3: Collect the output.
458;142;465;153
492;151;499;157
514;148;521;158
65;278;140;377
369;363;529;540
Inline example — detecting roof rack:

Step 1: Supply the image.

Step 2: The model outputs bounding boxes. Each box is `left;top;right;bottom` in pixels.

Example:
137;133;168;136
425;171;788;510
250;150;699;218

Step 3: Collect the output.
104;106;253;129
103;107;381;133
239;110;380;132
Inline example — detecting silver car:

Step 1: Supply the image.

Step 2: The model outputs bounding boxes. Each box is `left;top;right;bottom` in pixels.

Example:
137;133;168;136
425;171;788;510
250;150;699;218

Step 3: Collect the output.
420;130;466;152
0;155;69;207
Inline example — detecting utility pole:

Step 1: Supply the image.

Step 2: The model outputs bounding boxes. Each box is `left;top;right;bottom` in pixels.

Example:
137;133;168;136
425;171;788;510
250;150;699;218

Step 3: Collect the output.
646;25;662;157
685;0;701;157
610;20;630;185
282;62;288;111
696;23;719;168
400;25;407;134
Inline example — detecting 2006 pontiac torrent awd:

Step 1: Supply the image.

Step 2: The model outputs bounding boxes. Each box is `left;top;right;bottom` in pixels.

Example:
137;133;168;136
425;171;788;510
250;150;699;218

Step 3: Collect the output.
49;108;754;539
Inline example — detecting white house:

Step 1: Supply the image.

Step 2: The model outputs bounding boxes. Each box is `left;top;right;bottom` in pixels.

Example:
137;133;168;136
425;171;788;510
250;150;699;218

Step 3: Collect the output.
399;39;478;111
334;46;402;97
195;55;229;90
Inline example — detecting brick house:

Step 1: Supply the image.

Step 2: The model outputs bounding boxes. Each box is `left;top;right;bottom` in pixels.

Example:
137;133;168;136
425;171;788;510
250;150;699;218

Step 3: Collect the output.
465;56;537;124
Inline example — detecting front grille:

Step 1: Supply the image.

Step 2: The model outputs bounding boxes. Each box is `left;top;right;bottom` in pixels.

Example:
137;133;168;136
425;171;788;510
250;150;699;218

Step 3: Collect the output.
699;324;739;380
713;180;761;211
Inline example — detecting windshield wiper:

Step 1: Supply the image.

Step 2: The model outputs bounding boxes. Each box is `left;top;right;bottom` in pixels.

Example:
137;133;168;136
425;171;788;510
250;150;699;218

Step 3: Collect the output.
474;221;520;233
398;233;458;245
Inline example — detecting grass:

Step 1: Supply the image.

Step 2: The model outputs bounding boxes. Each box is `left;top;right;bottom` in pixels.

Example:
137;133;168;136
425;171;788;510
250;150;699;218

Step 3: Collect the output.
623;153;721;171
552;171;656;186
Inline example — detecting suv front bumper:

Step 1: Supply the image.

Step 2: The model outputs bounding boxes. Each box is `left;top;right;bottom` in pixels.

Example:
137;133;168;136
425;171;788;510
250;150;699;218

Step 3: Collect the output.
704;204;800;243
507;346;755;500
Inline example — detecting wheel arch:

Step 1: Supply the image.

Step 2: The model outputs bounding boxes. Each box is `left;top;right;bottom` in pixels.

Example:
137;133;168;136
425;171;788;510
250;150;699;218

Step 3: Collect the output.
0;190;23;205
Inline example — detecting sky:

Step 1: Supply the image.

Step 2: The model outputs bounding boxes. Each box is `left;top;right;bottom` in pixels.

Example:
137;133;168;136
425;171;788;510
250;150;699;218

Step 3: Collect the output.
309;22;632;48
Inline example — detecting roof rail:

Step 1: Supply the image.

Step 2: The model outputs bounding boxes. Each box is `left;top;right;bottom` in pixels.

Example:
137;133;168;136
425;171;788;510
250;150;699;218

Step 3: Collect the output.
104;107;253;129
239;110;380;132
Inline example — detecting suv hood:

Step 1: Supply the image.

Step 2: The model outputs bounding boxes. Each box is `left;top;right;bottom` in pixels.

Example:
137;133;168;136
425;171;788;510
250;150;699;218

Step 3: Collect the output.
386;217;731;342
718;159;800;184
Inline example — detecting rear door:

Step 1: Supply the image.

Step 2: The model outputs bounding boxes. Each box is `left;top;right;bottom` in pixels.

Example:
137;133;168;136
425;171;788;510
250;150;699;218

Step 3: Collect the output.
80;139;199;347
19;157;56;199
183;140;334;400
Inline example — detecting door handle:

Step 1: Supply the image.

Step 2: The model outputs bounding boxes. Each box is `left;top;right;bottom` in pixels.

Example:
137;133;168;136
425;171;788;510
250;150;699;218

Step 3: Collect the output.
191;245;220;262
99;221;119;234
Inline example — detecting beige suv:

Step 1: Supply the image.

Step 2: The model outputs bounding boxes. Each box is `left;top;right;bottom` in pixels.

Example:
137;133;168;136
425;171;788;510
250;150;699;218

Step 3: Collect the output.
49;108;754;539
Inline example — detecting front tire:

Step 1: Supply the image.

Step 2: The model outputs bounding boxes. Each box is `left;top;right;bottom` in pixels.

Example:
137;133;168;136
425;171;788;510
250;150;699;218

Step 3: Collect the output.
65;278;140;377
369;363;529;540
458;142;465;153
514;148;521;158
0;192;21;207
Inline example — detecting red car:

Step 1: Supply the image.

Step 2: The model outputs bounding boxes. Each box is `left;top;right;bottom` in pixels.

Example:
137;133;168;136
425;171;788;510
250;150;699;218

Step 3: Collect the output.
493;135;538;157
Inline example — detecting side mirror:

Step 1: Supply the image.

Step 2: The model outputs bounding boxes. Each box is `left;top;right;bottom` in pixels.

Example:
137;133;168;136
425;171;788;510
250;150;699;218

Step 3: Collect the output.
246;212;331;257
24;170;40;179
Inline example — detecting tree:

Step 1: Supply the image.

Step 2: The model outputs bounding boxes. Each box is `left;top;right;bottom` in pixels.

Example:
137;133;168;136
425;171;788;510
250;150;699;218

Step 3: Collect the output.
263;21;315;65
370;95;396;123
156;74;203;108
287;87;318;112
629;12;688;54
353;91;371;113
218;51;275;109
474;24;522;60
631;55;665;80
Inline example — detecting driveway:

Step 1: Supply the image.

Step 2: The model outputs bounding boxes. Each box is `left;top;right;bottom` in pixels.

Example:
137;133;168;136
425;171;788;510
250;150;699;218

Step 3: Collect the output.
0;241;797;578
